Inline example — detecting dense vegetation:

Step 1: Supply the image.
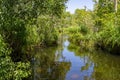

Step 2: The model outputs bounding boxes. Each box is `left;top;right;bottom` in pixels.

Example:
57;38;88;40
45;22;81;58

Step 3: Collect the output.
0;0;67;79
0;0;120;79
94;0;120;54
63;0;120;55
63;9;94;51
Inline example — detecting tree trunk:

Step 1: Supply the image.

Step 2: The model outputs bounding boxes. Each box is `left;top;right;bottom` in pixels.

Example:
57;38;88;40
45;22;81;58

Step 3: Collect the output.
114;0;117;13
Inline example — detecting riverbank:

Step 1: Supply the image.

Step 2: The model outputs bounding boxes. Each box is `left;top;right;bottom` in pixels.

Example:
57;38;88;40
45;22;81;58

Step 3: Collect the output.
32;34;120;80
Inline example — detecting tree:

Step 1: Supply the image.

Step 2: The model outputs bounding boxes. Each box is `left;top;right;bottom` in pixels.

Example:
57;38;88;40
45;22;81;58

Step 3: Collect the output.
0;0;68;61
0;0;68;79
94;0;120;54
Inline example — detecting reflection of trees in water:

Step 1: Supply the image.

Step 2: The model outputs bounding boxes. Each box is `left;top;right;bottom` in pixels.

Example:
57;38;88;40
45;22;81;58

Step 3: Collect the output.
67;42;95;80
33;47;71;80
68;42;120;80
90;51;120;80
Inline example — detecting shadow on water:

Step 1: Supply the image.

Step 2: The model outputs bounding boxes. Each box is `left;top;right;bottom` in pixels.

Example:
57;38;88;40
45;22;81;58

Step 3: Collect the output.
32;35;120;80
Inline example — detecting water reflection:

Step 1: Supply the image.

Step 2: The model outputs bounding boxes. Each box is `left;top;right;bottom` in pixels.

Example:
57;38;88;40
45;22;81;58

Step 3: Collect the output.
68;41;120;80
63;40;94;80
33;36;120;80
32;46;71;80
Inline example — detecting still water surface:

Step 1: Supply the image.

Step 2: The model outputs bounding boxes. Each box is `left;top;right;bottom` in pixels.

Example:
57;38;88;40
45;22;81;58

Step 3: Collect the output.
33;36;120;80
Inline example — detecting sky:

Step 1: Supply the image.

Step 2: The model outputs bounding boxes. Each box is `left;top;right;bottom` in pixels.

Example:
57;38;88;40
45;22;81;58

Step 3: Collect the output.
66;0;95;13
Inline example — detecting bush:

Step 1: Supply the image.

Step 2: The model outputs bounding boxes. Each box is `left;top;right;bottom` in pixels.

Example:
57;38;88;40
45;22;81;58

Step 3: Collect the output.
80;24;89;34
95;22;120;54
37;15;58;46
0;35;31;80
66;26;81;34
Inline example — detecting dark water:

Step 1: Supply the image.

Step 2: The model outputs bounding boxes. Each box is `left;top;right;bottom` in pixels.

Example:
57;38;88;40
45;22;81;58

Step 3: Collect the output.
32;36;120;80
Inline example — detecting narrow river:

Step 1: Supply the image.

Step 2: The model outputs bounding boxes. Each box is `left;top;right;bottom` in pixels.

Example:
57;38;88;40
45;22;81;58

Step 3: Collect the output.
32;35;120;80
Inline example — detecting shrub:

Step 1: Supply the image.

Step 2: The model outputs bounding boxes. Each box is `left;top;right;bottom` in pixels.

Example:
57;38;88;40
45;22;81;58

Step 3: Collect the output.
95;22;120;54
80;24;89;34
0;35;31;80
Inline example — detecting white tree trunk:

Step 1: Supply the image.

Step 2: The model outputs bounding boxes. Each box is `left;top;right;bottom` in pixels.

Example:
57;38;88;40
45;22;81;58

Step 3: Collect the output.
114;0;117;13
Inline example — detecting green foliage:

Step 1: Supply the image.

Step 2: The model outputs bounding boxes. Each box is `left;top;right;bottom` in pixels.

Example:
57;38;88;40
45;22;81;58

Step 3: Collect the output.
65;26;94;51
61;11;74;27
95;21;120;54
0;0;67;61
0;35;12;80
62;9;94;50
26;25;39;45
80;24;89;34
66;26;81;34
0;0;68;79
74;9;94;28
94;0;120;54
13;62;31;80
37;15;59;46
0;35;31;80
66;25;89;35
